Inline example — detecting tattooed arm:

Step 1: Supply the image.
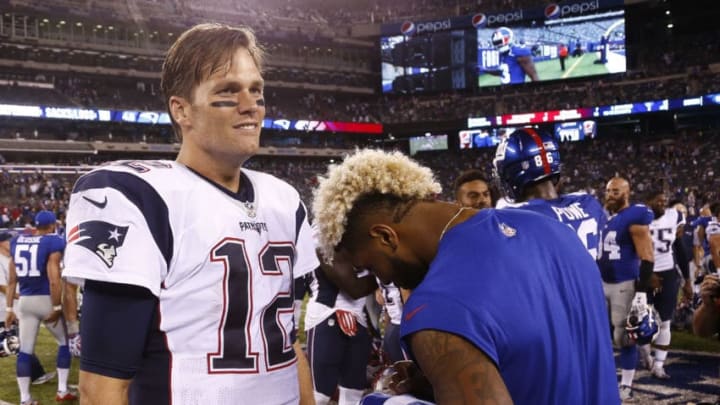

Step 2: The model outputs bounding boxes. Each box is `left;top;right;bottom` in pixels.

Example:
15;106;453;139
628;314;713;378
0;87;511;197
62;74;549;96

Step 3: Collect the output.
409;330;513;404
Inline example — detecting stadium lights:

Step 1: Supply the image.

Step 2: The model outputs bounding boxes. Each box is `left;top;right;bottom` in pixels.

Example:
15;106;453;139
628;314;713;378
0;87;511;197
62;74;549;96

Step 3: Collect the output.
42;18;48;23
108;26;114;30
59;20;66;25
667;23;673;28
665;10;670;15
76;22;82;27
96;24;102;29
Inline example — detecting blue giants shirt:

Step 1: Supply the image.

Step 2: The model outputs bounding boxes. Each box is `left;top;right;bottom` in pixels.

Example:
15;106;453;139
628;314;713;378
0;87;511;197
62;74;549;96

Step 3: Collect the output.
500;45;532;84
400;209;619;405
598;204;654;283
510;193;607;259
692;216;712;256
10;233;66;295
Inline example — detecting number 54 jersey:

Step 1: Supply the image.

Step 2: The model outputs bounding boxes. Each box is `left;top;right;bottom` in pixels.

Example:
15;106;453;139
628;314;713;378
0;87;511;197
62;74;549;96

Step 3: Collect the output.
63;160;319;404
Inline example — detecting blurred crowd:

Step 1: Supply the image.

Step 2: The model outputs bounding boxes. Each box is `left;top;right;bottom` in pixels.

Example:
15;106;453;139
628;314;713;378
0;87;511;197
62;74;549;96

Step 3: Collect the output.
2;128;718;229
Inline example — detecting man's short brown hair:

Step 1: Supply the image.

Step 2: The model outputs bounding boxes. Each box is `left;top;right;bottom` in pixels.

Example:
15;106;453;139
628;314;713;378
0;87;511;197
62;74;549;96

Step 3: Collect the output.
161;23;264;140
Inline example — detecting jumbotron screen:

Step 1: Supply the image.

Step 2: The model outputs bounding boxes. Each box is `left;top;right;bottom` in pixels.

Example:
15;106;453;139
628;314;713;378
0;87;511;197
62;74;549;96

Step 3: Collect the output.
381;0;626;94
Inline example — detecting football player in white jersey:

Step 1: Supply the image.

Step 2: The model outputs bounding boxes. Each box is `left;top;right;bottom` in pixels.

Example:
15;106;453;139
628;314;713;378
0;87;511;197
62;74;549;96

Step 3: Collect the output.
63;23;318;405
639;189;687;379
305;244;376;405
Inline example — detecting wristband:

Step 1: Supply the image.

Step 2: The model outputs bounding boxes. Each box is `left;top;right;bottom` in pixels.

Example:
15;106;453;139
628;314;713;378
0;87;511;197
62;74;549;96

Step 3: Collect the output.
637;260;654;291
53;305;62;312
6;307;13;313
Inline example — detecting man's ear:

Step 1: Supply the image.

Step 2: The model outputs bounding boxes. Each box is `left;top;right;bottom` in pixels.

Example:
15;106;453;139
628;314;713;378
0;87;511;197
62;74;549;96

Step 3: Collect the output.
369;224;398;252
169;95;191;129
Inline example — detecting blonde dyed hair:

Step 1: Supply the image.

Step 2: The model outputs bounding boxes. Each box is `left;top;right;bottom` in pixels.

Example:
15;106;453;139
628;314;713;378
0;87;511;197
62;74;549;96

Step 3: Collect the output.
312;149;442;262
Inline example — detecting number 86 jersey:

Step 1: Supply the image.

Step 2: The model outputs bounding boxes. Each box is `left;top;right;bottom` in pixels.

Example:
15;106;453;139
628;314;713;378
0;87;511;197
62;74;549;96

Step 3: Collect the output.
63;160;319;405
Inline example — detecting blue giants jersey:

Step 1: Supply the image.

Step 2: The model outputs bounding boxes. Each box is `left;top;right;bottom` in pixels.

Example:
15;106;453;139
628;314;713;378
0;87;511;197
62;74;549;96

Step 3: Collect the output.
598;204;654;283
500;45;532;84
400;209;619;405
509;193;607;259
692;216;712;256
10;233;65;295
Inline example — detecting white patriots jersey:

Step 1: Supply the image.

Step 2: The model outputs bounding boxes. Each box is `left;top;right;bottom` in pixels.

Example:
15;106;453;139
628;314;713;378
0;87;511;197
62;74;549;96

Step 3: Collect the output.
305;224;367;330
0;254;9;320
379;281;403;326
63;160;319;405
304;272;368;330
650;208;685;271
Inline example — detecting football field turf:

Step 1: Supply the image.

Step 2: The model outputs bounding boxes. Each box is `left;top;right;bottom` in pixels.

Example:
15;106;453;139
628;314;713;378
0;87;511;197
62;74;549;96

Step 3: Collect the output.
1;313;718;403
478;53;614;87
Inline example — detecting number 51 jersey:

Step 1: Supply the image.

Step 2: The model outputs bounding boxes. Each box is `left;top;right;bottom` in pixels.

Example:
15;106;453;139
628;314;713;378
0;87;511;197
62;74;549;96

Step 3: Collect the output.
63;160;319;404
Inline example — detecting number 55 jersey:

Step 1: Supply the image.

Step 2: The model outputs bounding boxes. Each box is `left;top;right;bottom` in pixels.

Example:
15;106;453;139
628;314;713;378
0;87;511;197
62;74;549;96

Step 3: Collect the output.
63;161;319;405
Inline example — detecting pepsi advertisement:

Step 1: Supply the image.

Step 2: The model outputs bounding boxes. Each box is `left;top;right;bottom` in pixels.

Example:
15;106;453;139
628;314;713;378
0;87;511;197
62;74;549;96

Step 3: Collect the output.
381;0;625;94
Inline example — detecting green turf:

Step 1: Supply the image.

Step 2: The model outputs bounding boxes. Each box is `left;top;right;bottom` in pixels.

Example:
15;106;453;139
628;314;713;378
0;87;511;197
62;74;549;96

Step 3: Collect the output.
0;327;80;403
2;304;717;403
478;53;610;87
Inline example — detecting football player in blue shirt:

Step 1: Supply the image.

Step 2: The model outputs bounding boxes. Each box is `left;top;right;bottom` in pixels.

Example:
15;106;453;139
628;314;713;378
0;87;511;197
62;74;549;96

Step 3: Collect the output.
312;149;619;405
598;177;658;401
5;211;75;404
488;27;539;84
493;128;606;259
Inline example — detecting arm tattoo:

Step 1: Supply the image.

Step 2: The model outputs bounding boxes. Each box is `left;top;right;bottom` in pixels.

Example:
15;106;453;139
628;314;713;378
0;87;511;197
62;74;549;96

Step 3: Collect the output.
410;330;513;404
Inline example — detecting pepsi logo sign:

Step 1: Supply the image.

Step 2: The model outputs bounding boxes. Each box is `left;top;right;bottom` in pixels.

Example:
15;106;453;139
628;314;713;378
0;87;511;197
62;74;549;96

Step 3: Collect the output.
472;13;487;28
545;3;560;19
400;21;415;35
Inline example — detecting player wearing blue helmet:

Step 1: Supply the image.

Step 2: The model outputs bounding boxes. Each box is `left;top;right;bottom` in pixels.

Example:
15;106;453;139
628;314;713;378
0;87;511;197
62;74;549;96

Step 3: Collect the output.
488;27;539;84
493;128;607;259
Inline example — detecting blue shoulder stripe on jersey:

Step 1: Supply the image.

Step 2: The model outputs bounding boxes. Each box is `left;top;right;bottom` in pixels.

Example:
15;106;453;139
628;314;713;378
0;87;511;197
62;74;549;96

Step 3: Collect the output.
295;201;307;244
73;170;173;268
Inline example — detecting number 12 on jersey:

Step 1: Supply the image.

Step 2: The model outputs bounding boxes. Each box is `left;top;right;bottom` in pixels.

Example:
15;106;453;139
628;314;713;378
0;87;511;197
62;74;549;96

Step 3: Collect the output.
207;238;297;373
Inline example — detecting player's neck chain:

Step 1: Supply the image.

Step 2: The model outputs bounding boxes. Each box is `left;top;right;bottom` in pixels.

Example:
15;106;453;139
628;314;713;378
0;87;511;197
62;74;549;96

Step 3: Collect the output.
440;207;470;241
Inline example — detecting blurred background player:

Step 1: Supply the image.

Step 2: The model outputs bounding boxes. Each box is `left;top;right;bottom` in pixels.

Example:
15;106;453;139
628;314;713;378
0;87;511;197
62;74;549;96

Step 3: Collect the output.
305;246;376;405
692;203;713;274
0;231;55;384
706;204;720;273
493;128;606;259
5;211;75;404
452;169;495;209
487;27;538;84
598;177;657;401
639;189;688;379
558;44;569;71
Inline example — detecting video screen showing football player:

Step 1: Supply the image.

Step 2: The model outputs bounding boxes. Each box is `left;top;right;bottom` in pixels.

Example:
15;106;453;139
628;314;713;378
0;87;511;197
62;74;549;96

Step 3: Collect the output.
485;27;539;84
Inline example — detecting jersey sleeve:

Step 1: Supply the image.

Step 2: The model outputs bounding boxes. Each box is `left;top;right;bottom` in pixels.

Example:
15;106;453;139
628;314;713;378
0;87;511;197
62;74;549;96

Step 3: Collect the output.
399;292;502;367
676;210;686;227
49;235;66;253
293;201;320;279
63;169;169;297
631;204;654;226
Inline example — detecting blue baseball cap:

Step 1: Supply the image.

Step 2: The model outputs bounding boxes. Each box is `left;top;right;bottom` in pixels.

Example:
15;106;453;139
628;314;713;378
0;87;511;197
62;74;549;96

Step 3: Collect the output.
34;210;57;227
